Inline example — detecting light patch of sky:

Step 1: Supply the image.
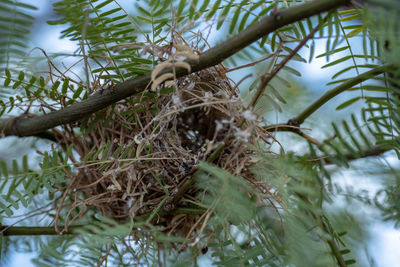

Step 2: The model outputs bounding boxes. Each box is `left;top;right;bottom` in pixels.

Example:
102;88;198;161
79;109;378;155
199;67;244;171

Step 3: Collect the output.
37;25;78;53
369;223;400;267
30;1;77;53
328;154;400;265
295;39;342;82
8;251;36;267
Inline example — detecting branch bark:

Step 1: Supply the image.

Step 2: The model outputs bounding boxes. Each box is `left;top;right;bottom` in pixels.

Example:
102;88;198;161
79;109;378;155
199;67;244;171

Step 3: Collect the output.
0;225;82;236
0;208;206;236
266;64;392;131
294;64;393;125
325;139;398;163
0;0;350;138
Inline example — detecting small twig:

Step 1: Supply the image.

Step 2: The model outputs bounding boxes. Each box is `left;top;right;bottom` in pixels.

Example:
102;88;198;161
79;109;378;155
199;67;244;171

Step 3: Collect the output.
264;123;321;146
264;124;302;132
231;74;253;92
97;244;113;267
320;218;348;267
248;17;327;109
298;131;321;146
81;9;91;93
55;175;78;234
225;54;276;73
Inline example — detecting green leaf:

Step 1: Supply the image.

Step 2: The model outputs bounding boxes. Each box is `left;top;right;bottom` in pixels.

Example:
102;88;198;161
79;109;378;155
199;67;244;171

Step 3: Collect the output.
61;79;69;94
336;97;362;110
177;0;186;18
217;0;233;30
345;259;356;265
73;86;84;99
340;13;361;22
12;80;22;89
0;161;8;179
206;0;221;19
5;68;11;78
99;8;120;18
346;27;363;38
309;40;315;63
189;0;198;19
283;65;302;77
3;78;11;87
39;76;45;87
316;46;348;58
0;100;5;116
18;71;24;81
64;145;73;164
22;155;28;172
0;201;13;217
51;80;61;91
322;55;352;69
101;140;112;161
268;84;287;104
95;0;113;10
199;0;210;11
229;6;241;34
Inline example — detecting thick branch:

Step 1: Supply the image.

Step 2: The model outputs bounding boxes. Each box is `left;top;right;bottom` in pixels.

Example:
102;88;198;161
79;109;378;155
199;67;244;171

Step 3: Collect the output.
0;0;350;138
0;225;82;236
0;208;206;236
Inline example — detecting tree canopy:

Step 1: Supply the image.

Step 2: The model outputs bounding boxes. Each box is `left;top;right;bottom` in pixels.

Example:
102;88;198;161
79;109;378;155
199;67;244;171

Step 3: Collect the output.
0;0;399;266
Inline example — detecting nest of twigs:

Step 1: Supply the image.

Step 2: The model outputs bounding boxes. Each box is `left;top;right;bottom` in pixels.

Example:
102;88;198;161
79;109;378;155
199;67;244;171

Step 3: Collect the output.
55;42;275;244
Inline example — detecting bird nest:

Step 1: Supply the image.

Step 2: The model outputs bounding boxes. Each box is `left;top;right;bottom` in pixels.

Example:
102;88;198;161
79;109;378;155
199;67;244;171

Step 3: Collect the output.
53;44;276;244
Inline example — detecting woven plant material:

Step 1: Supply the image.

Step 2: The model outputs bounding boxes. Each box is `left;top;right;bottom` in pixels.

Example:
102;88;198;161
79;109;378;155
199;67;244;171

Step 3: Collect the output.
52;42;276;242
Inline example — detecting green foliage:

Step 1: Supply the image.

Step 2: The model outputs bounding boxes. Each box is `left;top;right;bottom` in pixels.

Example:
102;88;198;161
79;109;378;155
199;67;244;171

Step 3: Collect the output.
197;163;256;224
0;147;71;221
376;169;400;225
0;0;36;68
0;1;36;101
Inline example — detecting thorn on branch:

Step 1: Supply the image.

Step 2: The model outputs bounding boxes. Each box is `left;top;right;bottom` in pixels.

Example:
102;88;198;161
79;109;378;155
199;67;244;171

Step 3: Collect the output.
272;7;281;21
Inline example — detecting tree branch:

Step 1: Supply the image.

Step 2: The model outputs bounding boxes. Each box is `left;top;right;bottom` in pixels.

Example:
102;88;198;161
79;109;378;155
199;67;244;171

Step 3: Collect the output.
0;0;350;138
0;207;207;236
264;64;393;141
267;124;397;162
294;64;392;125
325;139;398;163
0;225;82;236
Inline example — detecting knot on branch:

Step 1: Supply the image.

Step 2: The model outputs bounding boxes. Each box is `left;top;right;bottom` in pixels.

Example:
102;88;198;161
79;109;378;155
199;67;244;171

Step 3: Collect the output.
5;114;37;137
287;118;300;128
4;116;23;137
